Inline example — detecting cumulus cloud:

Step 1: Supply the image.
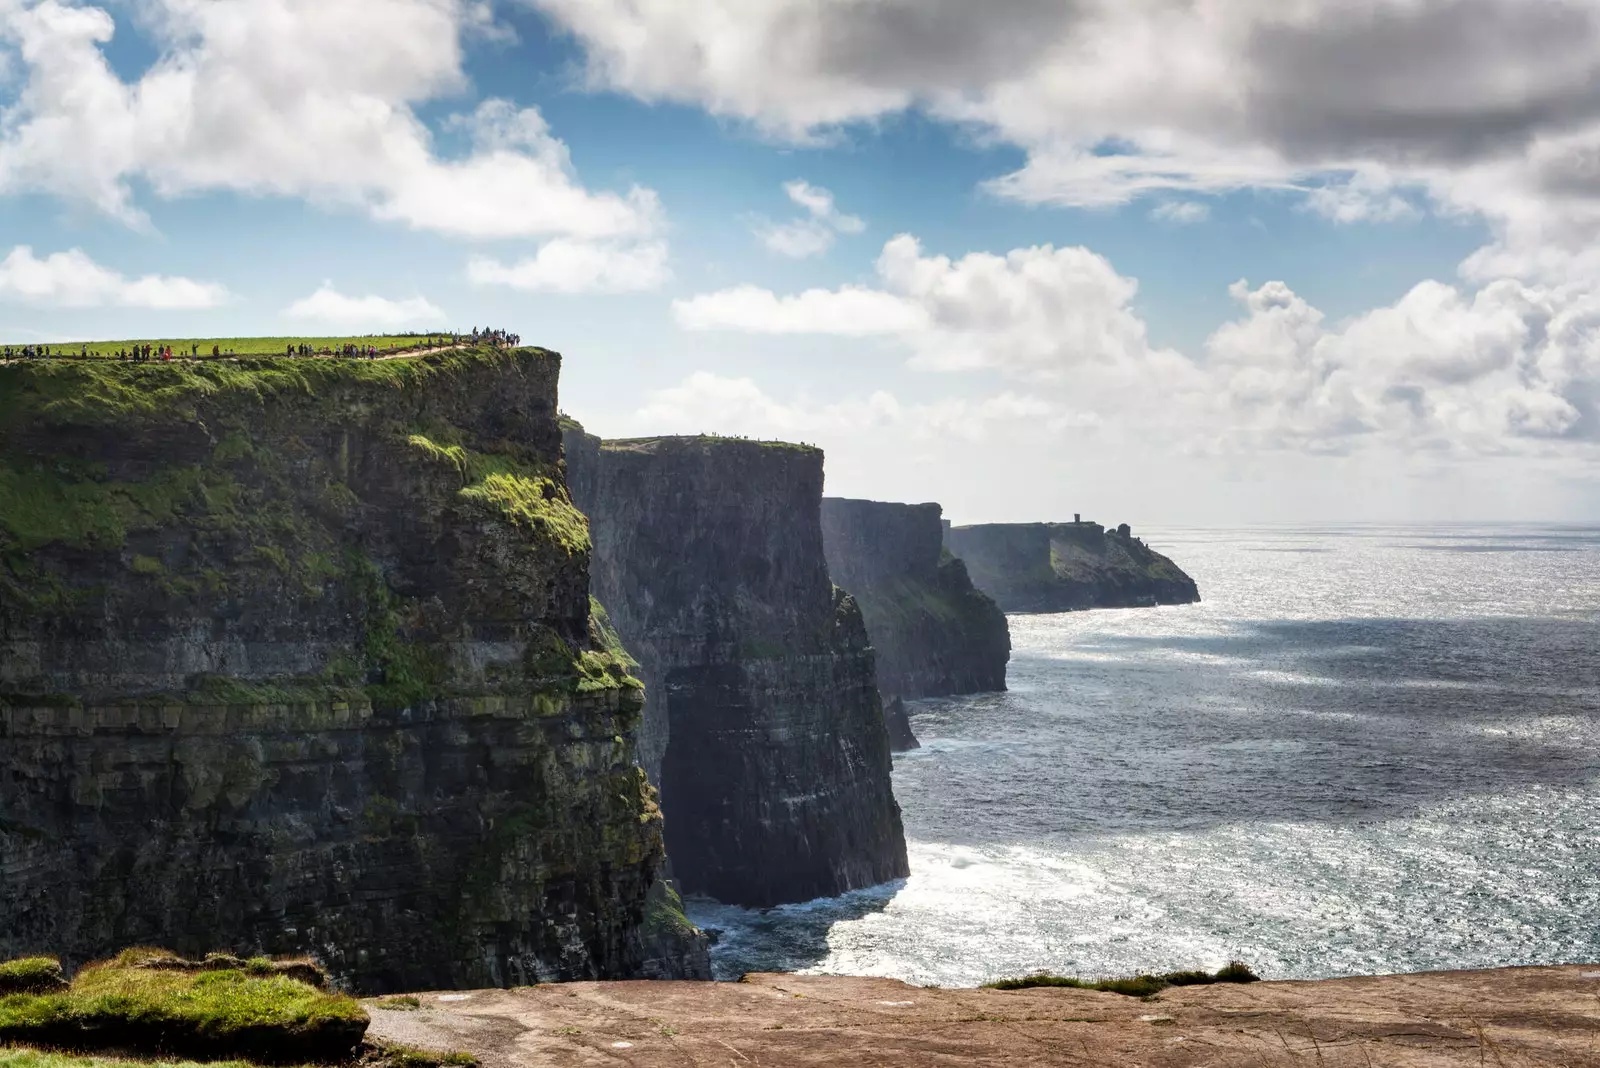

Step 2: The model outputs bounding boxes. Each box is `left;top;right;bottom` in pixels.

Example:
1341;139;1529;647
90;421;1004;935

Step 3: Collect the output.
753;179;865;257
673;233;1600;457
468;239;671;293
0;245;228;308
283;284;444;328
0;0;661;244
677;233;1187;390
528;0;1600;284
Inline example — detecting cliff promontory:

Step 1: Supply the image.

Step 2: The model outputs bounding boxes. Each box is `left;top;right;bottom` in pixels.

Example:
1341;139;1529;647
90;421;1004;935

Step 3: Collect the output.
0;349;708;990
563;425;909;907
820;498;1009;713
944;520;1199;613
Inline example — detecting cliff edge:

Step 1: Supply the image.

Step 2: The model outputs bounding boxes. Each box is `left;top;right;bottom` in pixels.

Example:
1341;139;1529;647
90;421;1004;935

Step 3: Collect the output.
944;520;1199;613
563;425;909;907
367;964;1600;1067
0;348;708;990
820;497;1010;711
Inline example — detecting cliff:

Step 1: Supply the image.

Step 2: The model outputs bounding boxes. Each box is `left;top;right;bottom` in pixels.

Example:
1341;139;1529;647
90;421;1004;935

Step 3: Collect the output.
944;521;1199;613
0;349;708;990
820;498;1009;711
562;425;908;907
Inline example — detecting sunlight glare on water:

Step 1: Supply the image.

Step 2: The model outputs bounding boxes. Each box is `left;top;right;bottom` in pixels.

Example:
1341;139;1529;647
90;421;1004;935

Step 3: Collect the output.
688;524;1600;985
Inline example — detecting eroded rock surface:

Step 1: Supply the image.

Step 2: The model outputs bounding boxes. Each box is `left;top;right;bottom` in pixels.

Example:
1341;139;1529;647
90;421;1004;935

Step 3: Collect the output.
0;349;707;990
562;427;909;907
366;965;1600;1068
821;498;1009;714
945;520;1200;613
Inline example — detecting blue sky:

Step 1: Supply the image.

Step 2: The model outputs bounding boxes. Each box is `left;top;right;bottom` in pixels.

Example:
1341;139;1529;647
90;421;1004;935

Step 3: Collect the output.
3;0;1598;523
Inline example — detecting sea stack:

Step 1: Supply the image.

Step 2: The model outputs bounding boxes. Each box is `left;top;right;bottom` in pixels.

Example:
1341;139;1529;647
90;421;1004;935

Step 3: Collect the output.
562;423;909;907
0;348;709;989
944;520;1199;613
820;498;1010;742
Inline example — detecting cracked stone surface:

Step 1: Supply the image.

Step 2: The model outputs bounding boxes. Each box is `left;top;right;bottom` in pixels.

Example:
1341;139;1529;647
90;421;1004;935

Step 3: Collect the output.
366;963;1600;1067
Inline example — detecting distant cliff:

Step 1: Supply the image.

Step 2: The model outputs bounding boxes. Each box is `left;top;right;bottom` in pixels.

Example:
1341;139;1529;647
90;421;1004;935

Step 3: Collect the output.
820;498;1009;717
0;349;708;989
563;424;909;907
944;521;1199;613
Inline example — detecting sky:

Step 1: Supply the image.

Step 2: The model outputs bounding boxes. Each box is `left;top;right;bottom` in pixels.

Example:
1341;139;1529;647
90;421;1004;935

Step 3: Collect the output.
2;1;1599;525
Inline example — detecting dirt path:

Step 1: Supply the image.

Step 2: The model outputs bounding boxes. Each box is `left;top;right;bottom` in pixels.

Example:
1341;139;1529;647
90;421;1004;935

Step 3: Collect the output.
364;965;1600;1067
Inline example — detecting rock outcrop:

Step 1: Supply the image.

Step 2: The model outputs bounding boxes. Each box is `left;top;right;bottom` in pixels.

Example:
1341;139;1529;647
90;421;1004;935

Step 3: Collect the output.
367;964;1600;1068
0;348;708;990
562;425;909;908
944;520;1199;613
820;498;1009;717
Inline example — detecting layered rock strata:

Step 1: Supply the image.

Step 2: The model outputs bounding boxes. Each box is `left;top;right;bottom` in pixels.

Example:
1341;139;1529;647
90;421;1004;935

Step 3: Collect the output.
562;425;909;907
0;348;708;990
820;497;1009;718
944;520;1200;613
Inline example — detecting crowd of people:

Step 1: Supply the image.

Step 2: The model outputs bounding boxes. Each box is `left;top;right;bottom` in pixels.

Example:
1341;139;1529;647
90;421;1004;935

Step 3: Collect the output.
2;327;522;364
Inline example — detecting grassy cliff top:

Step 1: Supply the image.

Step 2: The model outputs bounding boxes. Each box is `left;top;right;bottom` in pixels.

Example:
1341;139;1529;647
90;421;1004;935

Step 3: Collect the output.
602;434;819;454
0;345;556;430
3;334;457;357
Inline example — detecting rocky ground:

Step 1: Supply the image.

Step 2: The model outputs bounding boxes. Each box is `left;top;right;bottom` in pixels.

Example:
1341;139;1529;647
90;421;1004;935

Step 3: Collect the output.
365;965;1600;1067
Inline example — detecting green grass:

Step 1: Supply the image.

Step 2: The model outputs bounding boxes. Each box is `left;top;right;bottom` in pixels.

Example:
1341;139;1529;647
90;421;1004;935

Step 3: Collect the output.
0;1050;257;1068
0;344;542;432
365;1046;477;1068
0;1043;479;1068
0;952;366;1064
0;958;65;996
983;961;1260;996
371;996;420;1012
2;335;455;358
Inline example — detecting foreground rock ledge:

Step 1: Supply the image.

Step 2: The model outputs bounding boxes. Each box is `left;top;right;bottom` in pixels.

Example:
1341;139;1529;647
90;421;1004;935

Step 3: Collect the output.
364;965;1600;1067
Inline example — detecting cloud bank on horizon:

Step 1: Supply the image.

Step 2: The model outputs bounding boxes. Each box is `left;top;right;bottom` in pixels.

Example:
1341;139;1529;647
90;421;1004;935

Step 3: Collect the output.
2;0;1598;520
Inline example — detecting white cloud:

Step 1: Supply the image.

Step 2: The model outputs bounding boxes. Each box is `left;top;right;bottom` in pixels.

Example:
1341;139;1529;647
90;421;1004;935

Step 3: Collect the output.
633;371;1087;444
783;179;864;232
673;232;1600;456
672;283;926;334
528;0;1600;288
0;245;228;308
753;178;865;257
0;1;662;243
1198;275;1600;454
1149;201;1209;224
677;233;1187;388
282;283;444;328
468;239;671;294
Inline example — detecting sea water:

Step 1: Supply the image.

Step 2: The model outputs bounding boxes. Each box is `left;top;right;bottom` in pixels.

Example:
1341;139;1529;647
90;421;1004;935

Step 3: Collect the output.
686;524;1600;984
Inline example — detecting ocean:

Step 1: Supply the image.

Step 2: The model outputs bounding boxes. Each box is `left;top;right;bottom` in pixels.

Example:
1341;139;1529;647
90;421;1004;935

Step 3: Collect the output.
686;524;1600;985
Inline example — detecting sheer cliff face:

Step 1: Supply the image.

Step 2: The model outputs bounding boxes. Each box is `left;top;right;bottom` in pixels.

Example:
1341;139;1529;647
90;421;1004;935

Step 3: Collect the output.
563;429;909;908
820;498;1010;706
944;521;1200;613
0;349;707;990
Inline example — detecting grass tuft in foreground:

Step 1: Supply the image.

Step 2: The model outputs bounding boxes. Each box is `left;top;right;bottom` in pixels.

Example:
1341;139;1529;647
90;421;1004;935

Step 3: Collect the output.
356;1045;478;1068
0;951;366;1063
0;959;66;996
371;996;420;1012
0;1050;255;1068
984;960;1260;997
0;1041;478;1068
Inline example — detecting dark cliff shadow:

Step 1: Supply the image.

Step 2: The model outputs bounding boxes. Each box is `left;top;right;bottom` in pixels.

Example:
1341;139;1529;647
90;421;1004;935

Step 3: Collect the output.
684;881;904;980
895;615;1600;844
